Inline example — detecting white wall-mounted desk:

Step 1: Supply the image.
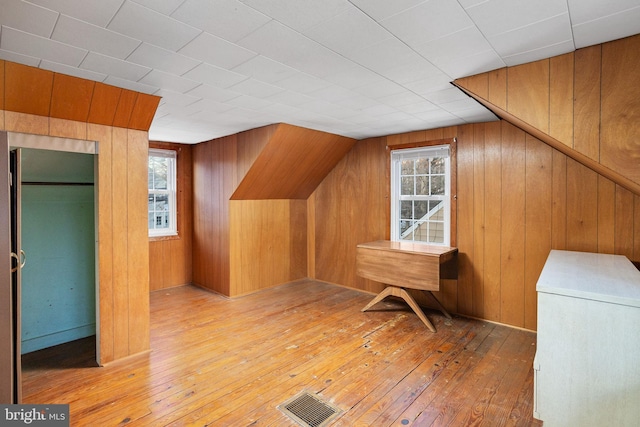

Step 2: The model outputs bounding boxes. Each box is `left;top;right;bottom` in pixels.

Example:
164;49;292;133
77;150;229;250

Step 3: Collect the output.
534;250;640;427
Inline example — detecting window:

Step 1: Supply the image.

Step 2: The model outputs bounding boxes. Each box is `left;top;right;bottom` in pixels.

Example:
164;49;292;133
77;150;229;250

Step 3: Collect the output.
391;145;451;246
148;148;177;237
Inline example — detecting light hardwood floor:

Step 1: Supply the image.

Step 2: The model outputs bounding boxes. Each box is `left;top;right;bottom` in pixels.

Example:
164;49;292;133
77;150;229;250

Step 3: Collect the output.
22;280;541;426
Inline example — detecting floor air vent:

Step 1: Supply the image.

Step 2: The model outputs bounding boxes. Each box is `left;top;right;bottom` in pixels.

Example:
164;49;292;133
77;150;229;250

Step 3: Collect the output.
278;391;341;427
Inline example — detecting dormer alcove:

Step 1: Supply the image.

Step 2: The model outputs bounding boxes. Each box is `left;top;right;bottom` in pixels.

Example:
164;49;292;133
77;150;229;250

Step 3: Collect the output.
192;123;356;297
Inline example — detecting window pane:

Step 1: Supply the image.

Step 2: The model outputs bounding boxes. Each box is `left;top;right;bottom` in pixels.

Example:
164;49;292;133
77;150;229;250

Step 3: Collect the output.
154;195;168;214
430;175;445;195
429;200;444;220
401;159;414;175
154;161;168;190
414;200;427;219
400;220;412;237
416;176;428;195
401;176;414;195
428;221;445;243
413;221;427;242
430;157;445;174
400;200;412;220
415;158;429;174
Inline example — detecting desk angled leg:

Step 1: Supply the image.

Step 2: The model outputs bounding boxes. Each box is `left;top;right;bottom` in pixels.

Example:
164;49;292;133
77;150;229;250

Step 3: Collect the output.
424;291;452;320
361;286;436;332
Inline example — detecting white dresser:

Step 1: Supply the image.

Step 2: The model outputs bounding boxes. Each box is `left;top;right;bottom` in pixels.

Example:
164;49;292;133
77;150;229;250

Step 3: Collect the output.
534;250;640;426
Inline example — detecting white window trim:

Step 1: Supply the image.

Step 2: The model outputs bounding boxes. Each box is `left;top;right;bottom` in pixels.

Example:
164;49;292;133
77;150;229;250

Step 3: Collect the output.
149;148;177;238
390;145;451;246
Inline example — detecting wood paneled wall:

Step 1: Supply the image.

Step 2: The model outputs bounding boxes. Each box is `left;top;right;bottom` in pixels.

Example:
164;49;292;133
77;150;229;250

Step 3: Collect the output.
229;199;307;296
310;136;389;295
192;128;269;296
149;142;193;291
455;34;640;194
0;60;159;364
313;119;640;331
232;123;356;200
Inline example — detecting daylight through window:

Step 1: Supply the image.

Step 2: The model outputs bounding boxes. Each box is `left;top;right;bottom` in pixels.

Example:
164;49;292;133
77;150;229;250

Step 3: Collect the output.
391;145;450;246
148;148;177;237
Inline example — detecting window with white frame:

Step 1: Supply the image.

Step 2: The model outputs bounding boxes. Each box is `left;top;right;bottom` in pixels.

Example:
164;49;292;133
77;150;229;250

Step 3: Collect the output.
148;148;177;237
391;145;451;246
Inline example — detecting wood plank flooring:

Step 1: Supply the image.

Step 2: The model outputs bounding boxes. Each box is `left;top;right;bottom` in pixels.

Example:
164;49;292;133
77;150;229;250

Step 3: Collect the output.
22;280;541;426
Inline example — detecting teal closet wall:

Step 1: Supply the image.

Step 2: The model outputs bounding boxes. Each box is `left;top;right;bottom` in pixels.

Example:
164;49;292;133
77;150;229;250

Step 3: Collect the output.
20;149;95;354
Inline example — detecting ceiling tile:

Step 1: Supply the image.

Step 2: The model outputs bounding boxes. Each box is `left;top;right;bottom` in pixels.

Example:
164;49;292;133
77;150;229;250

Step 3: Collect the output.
27;0;125;27
127;43;201;76
172;0;271;42
380;57;446;86
422;86;470;104
396;100;440;115
185;83;241;103
0;0;58;37
237;20;352;79
155;88;201;107
182;63;247;89
0;47;41;67
352;78;406;100
130;0;184;15
347;0;427;21
348;37;416;72
501;39;575;66
188;98;236;114
567;0;640;25
265;90;314;107
464;0;568;37
231;55;298;84
80;51;150;81
52;15;140;60
456;106;498;123
228;78;284;98
305;84;360;104
413;26;494;68
179;32;257;69
402;73;455;95
411;27;506;78
303;7;390;57
380;0;473;47
104;75;158;94
457;0;485;8
488;13;574;57
434;48;506;79
321;60;383;89
1;26;87;66
108;1;201;52
139;69;200;93
572;6;640;49
226;94;275;110
377;90;430;108
271;72;333;94
40;59;107;82
240;0;350;32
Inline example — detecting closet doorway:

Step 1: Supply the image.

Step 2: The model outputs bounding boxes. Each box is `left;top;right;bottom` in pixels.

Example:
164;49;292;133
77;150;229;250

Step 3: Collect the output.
9;133;99;400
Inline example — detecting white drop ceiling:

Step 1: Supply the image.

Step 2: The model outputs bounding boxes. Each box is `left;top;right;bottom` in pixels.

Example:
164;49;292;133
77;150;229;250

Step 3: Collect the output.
1;0;639;144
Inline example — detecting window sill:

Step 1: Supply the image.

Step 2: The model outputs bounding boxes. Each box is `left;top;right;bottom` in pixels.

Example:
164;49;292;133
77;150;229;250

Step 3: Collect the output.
149;233;179;242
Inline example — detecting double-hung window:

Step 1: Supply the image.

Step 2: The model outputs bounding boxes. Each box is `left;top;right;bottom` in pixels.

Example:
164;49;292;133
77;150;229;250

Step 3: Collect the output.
148;148;177;237
390;145;451;246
